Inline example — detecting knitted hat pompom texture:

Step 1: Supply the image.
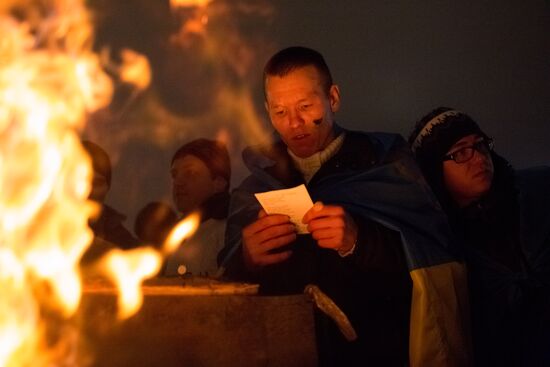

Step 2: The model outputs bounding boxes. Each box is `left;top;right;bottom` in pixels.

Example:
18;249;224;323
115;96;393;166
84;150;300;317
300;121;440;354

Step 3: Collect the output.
410;107;486;168
408;107;488;204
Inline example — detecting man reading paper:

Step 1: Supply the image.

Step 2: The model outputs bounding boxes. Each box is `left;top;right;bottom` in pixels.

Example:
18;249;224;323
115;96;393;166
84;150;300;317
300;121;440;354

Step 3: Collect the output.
218;46;471;366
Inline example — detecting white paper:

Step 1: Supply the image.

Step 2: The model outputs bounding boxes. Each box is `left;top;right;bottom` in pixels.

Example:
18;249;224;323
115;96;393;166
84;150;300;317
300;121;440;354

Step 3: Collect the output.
254;184;314;234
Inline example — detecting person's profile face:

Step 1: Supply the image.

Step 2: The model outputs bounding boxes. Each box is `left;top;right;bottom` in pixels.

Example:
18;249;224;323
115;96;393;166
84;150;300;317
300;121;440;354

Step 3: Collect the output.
264;65;340;158
442;134;494;207
170;154;225;214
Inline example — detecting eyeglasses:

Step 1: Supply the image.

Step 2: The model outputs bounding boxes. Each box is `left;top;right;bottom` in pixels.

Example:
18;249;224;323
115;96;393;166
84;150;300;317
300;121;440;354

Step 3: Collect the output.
443;138;494;164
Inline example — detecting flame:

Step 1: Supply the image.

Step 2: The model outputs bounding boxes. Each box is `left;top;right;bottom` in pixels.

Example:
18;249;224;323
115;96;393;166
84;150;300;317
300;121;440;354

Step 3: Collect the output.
162;212;201;253
170;0;212;48
170;0;212;9
0;0;156;365
0;0;110;361
118;49;152;92
99;248;162;320
94;213;199;319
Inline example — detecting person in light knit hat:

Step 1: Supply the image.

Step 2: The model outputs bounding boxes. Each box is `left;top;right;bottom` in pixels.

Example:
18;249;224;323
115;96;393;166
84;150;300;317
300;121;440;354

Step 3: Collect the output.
409;107;550;366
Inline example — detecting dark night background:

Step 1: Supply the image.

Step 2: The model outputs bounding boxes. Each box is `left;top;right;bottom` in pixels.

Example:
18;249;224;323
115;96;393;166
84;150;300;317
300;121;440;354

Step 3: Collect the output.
85;0;550;229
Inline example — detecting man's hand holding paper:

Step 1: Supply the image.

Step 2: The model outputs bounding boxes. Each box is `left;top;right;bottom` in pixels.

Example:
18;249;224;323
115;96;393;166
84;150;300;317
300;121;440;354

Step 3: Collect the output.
254;184;314;234
241;185;311;270
242;185;358;270
241;209;297;270
302;202;358;256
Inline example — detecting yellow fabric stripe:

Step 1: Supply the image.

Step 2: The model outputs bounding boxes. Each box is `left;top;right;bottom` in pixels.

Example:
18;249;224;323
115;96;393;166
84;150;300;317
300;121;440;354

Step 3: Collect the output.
409;261;472;366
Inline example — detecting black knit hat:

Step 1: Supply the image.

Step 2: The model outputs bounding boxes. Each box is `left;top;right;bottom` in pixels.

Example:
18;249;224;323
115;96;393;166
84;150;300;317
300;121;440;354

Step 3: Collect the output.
171;138;231;187
408;107;488;206
409;107;488;167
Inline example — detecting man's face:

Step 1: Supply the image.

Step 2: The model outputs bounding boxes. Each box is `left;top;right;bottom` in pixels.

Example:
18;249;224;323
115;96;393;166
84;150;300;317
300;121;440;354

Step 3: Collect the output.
442;134;494;207
264;65;340;158
171;155;225;214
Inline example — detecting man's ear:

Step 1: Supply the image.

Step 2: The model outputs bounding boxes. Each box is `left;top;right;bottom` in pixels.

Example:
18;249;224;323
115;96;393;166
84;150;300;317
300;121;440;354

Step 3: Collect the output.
213;176;228;193
329;85;341;113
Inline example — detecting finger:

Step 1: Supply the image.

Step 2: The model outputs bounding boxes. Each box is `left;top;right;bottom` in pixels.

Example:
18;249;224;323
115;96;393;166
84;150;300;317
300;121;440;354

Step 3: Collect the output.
303;204;345;223
317;238;343;249
259;232;297;253
251;223;296;245
245;233;295;266
313;201;324;212
243;214;292;237
307;215;345;232
310;227;342;242
302;201;323;223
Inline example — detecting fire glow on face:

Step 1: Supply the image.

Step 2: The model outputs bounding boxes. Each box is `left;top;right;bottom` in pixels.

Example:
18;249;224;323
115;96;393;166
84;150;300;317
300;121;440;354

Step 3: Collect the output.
0;0;201;365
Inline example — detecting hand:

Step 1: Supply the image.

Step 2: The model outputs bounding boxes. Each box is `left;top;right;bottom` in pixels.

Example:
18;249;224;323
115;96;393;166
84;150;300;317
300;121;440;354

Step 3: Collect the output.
242;209;297;270
302;202;358;254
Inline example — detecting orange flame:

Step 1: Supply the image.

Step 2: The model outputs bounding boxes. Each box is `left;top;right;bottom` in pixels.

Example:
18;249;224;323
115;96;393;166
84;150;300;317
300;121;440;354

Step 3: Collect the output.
95;213;200;320
170;0;212;9
118;49;152;91
98;248;162;320
0;0;154;364
162;212;201;254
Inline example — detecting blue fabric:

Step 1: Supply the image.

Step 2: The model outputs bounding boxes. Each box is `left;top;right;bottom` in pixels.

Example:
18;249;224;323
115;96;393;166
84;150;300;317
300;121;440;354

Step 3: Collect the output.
218;130;472;365
221;131;463;271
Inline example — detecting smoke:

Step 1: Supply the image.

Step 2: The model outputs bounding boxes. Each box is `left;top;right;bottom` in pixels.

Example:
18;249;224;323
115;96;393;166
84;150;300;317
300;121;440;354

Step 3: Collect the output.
85;0;277;227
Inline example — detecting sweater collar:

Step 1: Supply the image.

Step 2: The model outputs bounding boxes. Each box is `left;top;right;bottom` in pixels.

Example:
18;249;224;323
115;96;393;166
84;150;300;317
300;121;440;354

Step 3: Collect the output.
287;132;346;183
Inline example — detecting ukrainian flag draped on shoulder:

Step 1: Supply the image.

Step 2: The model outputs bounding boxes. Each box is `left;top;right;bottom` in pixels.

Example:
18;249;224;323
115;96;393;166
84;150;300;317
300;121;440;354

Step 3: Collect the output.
221;130;472;366
310;132;472;366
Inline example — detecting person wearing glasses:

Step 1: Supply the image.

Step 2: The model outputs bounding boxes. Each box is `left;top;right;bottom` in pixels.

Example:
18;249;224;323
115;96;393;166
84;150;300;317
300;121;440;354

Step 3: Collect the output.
409;107;550;366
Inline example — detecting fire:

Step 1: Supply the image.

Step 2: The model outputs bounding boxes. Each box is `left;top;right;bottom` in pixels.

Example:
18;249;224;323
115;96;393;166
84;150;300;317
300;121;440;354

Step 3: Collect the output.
0;0;161;365
163;213;201;254
115;49;152;92
170;0;212;48
95;213;199;320
171;0;212;9
98;247;162;320
0;0;108;362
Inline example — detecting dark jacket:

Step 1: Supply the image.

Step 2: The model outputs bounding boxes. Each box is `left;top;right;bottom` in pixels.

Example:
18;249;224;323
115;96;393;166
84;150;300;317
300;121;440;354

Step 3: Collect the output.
452;165;550;366
81;204;140;265
219;130;471;366
90;204;139;250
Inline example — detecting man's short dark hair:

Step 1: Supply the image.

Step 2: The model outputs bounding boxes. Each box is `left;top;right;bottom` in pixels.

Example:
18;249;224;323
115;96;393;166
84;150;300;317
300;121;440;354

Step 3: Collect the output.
171;138;231;191
263;46;333;97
